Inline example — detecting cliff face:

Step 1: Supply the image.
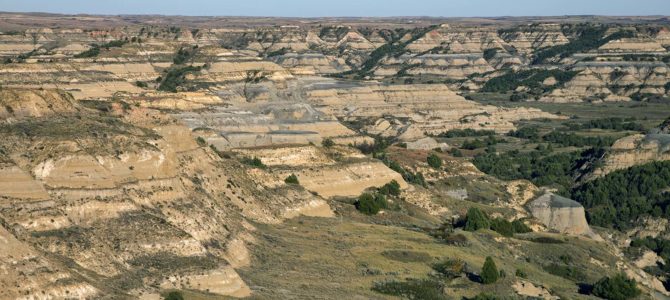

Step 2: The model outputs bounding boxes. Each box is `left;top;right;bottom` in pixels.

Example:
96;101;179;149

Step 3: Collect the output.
527;193;598;238
587;133;670;179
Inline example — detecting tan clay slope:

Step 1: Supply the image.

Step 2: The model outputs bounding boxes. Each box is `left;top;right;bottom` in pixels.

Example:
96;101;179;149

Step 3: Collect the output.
0;88;332;299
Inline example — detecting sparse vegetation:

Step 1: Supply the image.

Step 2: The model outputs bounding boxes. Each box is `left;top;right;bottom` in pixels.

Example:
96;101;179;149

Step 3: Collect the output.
322;138;335;148
284;174;300;185
241;156;266;169
372;279;446;300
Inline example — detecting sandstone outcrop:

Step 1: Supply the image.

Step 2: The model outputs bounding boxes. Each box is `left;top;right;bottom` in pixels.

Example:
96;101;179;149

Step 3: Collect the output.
527;193;598;238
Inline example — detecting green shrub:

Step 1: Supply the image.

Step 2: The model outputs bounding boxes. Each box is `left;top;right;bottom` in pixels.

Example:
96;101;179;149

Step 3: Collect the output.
427;153;443;169
464;207;490;231
372;279;446;300
432;259;465;279
511;220;532;234
543;263;586;282
470;293;501;300
322;138;335;148
449;148;463;157
163;291;184;300
242;157;266;169
490;218;514;237
592;274;640;300
135;81;148;88
481;256;499;284
355;193;388;215
515;269;527;278
379;180;401;196
285;174;299;185
195;136;207;147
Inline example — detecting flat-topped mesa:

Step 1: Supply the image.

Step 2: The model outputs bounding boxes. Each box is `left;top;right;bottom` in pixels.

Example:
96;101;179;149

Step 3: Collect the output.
527;192;600;239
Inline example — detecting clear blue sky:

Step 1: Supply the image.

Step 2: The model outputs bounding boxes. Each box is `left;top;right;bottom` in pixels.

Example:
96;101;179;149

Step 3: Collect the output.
1;0;669;17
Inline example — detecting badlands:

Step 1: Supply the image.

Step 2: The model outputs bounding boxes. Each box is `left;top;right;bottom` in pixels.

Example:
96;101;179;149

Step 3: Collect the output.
0;12;669;299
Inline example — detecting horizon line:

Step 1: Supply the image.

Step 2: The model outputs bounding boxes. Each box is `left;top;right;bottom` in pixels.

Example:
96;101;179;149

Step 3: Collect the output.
1;11;669;19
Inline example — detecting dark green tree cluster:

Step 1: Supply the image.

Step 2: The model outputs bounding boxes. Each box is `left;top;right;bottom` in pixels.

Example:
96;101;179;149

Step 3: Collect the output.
630;237;670;263
566;117;645;132
378;180;401;196
508;126;541;141
532;25;635;64
473;149;596;194
436;128;496;138
461;135;501;150
481;69;578;93
592;274;640;300
157;65;203;92
355;192;388;215
74;40;127;58
572;161;670;229
427;153;443;169
463;207;530;237
355;136;393;155
542;131;616;148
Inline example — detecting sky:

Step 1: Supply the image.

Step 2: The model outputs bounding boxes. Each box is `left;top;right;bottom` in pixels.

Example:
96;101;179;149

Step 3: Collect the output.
0;0;669;17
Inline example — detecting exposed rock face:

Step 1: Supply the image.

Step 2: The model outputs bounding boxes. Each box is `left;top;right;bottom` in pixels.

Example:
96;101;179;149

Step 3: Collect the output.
405;137;449;151
512;280;559;300
303;81;561;138
0;88;334;298
598;38;667;53
589;133;670;179
527;193;598;238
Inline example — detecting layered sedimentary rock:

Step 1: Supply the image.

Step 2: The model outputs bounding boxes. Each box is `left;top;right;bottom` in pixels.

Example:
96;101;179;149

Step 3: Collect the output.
527;193;597;238
0;88;334;298
588;133;670;179
303;81;561;139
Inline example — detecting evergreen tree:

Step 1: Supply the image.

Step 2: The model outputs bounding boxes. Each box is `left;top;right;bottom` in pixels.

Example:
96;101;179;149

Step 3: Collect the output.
464;208;490;231
427;153;443;169
481;256;499;284
592;274;640;300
